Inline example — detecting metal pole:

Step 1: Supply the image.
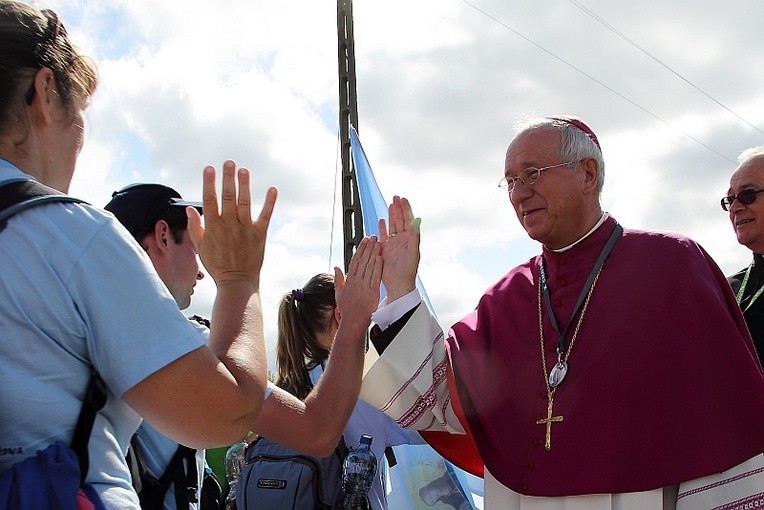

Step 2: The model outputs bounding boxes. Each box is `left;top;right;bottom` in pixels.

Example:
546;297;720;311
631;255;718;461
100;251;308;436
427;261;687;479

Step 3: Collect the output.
337;0;363;271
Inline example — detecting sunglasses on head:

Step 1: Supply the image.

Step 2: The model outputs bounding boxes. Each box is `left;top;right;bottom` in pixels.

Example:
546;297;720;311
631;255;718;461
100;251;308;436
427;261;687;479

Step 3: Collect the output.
721;188;764;211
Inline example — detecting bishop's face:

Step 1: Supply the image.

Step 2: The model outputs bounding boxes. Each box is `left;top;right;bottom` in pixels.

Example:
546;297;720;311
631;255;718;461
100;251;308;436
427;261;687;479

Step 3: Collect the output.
728;157;764;254
504;127;591;250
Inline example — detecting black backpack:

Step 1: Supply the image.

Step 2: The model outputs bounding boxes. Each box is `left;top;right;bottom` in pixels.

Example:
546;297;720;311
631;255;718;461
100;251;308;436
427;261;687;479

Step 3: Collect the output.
236;435;348;510
126;437;222;510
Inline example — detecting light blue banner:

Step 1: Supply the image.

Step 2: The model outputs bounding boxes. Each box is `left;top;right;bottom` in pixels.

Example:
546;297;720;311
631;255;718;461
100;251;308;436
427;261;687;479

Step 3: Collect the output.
350;126;484;510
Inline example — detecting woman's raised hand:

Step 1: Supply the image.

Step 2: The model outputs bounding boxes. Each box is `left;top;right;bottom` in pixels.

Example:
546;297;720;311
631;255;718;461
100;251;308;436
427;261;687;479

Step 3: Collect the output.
334;236;382;331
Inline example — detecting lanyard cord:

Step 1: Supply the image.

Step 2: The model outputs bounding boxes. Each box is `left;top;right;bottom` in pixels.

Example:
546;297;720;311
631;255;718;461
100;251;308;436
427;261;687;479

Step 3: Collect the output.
539;224;623;356
736;261;764;313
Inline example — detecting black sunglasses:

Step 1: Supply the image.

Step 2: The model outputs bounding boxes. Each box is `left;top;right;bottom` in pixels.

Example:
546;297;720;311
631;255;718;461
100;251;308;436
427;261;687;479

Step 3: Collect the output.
721;188;764;211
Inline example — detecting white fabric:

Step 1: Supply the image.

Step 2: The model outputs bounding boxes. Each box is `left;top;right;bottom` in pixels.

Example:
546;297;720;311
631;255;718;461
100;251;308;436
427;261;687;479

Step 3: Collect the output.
0;161;206;508
485;469;669;510
551;212;608;252
363;300;463;434
371;288;421;331
361;295;764;509
676;453;764;510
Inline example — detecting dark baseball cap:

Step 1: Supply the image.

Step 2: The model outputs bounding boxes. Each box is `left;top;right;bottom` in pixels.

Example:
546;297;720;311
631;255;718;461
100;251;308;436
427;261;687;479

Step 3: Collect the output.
104;183;202;239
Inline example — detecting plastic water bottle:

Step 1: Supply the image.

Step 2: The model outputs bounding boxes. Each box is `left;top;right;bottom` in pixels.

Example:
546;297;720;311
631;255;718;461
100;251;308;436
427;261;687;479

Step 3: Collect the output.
341;434;377;510
224;440;247;510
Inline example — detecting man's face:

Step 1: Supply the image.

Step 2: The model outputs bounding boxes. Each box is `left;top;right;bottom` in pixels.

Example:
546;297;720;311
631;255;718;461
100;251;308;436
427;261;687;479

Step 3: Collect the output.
163;229;203;310
728;157;764;253
504;127;589;249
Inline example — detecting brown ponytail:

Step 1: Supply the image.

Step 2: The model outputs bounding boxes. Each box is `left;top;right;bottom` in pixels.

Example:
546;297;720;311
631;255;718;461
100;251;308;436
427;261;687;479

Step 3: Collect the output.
275;273;336;400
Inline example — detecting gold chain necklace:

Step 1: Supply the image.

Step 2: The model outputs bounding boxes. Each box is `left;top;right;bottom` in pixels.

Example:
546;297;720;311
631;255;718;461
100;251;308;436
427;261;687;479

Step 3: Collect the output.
536;265;603;450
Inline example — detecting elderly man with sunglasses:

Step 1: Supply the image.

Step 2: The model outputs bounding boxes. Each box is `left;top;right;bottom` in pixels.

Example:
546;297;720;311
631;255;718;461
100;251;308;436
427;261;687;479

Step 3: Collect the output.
724;145;764;367
360;115;764;509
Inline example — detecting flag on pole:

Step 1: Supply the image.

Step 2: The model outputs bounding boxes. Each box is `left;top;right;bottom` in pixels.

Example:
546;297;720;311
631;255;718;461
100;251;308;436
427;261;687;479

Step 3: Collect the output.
350;126;484;510
349;127;434;311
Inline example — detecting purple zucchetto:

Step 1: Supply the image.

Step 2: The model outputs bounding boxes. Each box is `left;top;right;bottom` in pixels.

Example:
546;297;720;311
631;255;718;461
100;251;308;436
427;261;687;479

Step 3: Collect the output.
546;114;601;150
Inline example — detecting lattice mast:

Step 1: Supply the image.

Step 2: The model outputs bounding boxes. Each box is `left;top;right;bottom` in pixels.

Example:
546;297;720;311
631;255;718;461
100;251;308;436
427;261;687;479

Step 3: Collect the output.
337;0;363;271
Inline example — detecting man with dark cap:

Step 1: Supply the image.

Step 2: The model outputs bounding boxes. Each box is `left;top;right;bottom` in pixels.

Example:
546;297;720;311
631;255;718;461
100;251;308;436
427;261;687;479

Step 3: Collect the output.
106;183;215;509
106;183;205;310
360;115;764;509
105;183;385;509
724;145;764;367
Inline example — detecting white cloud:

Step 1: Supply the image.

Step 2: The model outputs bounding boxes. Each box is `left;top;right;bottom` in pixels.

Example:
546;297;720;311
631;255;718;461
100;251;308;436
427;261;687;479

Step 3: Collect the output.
37;0;764;370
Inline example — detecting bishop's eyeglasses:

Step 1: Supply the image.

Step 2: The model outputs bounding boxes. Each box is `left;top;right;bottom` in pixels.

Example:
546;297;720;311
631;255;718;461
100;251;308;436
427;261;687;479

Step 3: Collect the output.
721;188;764;211
498;161;578;193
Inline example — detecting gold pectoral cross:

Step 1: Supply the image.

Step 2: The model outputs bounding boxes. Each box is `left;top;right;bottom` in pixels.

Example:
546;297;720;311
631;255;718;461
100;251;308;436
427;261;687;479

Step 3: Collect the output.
536;393;563;450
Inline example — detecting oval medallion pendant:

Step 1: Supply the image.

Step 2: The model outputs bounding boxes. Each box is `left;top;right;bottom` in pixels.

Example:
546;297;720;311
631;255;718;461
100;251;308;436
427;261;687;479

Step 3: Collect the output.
548;362;568;388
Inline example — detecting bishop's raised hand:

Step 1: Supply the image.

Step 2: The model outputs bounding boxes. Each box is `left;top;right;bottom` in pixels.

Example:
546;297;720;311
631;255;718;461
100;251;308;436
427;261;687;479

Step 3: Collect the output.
379;195;421;303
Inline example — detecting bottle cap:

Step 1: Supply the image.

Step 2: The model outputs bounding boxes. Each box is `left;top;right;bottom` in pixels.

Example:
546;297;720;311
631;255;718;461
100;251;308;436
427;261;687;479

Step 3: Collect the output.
360;434;372;445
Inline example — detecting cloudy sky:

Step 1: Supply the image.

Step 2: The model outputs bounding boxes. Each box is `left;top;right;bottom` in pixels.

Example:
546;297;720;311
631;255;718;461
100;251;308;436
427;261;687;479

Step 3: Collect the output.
33;0;764;367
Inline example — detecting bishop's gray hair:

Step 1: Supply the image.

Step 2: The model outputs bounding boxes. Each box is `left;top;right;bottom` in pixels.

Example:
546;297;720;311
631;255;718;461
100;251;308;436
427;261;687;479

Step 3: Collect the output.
513;116;606;195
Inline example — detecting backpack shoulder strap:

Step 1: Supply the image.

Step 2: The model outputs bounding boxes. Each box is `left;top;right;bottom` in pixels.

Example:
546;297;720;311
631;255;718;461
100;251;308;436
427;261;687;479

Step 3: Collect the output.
0;179;98;481
70;370;108;485
131;438;197;509
336;434;349;460
384;446;397;468
126;435;148;493
0;180;101;487
172;446;199;510
0;179;86;229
